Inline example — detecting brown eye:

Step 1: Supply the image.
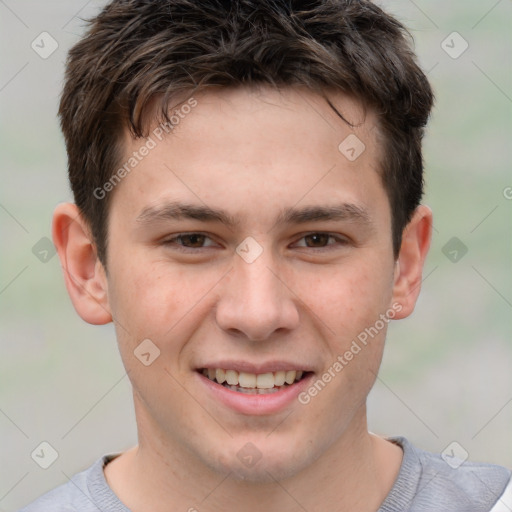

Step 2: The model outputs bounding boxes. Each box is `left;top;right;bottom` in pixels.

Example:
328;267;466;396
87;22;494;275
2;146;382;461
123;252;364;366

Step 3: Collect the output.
163;233;218;251
303;233;330;247
178;234;207;248
293;232;349;250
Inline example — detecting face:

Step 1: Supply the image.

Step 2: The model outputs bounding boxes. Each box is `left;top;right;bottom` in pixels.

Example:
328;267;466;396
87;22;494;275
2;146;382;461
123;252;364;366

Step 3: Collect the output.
104;87;399;481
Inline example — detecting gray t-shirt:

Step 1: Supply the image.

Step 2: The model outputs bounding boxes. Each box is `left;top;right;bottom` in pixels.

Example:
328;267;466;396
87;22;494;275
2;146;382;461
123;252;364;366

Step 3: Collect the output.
19;437;512;511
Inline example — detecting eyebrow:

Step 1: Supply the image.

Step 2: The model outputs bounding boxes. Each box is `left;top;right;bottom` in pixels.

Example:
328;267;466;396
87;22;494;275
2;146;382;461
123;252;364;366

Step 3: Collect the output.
274;203;372;227
136;201;373;230
136;202;241;228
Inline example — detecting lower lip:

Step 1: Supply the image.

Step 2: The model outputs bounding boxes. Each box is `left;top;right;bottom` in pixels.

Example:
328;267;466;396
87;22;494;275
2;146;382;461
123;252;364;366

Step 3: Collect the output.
197;372;314;415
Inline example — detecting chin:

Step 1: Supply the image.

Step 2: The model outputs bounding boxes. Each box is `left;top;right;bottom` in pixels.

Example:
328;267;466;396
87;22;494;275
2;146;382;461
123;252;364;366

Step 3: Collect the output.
223;457;304;484
208;439;315;483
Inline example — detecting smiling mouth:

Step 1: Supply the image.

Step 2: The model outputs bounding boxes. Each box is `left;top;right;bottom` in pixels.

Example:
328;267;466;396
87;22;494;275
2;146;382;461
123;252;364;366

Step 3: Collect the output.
199;368;310;395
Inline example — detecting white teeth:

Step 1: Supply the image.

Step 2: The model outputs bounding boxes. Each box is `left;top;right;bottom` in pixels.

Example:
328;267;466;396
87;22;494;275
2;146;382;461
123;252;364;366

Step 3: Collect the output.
238;372;256;388
202;368;306;390
285;370;297;385
256;372;275;389
225;369;238;385
215;368;226;384
274;370;286;386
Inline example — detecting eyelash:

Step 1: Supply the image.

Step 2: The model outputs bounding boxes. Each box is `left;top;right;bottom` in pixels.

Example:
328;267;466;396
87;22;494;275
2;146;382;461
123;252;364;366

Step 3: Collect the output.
162;232;349;252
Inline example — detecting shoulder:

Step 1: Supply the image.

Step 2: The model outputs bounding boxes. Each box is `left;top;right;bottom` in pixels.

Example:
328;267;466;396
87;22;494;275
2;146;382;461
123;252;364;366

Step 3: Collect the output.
392;437;512;511
17;456;113;512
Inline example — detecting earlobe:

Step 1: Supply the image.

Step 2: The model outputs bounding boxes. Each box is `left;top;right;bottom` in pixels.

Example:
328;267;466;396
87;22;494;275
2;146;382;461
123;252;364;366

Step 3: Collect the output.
391;205;433;319
52;203;112;325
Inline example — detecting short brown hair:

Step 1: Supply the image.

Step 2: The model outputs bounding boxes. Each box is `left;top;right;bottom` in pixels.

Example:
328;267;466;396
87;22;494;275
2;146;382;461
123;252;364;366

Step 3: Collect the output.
59;0;434;264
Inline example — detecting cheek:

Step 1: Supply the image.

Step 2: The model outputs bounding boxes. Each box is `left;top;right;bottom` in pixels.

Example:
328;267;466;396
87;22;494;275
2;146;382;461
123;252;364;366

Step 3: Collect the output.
107;256;224;354
298;257;393;413
300;258;394;343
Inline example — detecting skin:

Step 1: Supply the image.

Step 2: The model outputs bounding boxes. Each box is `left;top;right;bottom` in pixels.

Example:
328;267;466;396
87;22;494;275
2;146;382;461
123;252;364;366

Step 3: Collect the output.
53;86;432;512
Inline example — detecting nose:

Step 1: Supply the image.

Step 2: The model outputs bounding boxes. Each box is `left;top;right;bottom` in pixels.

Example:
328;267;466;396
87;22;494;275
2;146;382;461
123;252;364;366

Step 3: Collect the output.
215;248;300;341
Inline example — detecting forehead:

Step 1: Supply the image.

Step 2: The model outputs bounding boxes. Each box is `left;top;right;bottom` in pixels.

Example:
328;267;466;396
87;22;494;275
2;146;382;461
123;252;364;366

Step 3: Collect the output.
113;86;388;227
161;86;380;152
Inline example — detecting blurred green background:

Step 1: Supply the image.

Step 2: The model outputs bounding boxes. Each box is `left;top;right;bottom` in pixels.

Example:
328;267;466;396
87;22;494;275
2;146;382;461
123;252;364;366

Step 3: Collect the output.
1;1;511;510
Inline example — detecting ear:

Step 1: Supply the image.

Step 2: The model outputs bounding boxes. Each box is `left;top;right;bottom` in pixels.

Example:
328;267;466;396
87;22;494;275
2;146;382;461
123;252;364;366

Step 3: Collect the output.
391;205;433;319
52;203;112;325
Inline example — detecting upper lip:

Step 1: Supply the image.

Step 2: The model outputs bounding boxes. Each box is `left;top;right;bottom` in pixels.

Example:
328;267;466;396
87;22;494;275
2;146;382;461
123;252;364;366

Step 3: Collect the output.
196;360;314;374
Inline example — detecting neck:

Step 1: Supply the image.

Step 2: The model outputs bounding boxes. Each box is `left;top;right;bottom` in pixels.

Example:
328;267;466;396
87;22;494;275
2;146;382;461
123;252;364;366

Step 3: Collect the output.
105;404;402;512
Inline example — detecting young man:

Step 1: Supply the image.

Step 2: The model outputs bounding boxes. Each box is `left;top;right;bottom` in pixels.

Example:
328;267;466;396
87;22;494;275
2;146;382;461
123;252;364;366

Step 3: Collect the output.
20;0;511;511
